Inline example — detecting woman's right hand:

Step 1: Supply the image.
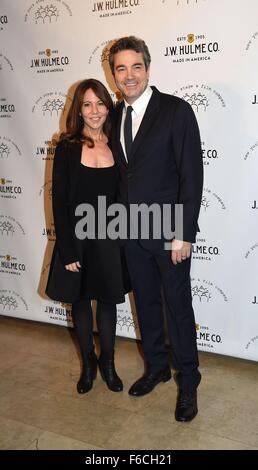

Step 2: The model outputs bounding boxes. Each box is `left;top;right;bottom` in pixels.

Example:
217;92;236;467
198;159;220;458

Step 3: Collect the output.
65;261;81;272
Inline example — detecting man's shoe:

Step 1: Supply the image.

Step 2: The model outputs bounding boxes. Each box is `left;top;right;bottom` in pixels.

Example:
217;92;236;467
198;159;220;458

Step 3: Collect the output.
175;391;198;422
128;366;171;397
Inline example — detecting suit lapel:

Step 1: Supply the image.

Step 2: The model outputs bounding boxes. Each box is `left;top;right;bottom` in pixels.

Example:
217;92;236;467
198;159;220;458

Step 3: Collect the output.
129;87;160;162
115;87;161;165
114;102;128;167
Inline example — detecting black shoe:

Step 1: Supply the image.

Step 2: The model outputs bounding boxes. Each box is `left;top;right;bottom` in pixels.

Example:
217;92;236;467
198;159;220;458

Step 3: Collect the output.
128;366;171;397
77;351;98;394
99;355;123;392
175;391;198;422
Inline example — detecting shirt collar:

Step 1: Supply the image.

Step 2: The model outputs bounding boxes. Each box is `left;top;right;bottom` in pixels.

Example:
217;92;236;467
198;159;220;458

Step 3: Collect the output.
124;86;153;116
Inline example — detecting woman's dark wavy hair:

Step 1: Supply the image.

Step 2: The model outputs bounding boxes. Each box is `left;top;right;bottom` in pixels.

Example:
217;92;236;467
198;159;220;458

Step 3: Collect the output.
59;78;113;148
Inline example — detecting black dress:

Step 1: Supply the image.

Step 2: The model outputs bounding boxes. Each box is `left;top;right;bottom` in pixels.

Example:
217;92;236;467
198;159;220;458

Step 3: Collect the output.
46;140;130;304
74;163;128;304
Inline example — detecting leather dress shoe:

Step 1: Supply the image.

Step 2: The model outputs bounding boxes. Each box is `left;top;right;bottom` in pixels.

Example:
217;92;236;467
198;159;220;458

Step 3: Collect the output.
175;391;198;422
128;366;171;397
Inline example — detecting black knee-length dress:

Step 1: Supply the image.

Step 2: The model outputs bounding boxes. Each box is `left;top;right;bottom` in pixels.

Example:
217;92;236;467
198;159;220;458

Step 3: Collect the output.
74;163;129;304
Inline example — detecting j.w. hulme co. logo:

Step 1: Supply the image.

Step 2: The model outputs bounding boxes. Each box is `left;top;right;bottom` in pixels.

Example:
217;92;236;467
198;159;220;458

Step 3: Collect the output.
196;324;222;350
32;91;70;116
0;137;22;159
164;32;220;64
0;254;26;276
30;48;70;74
0;215;25;236
0;290;28;312
192;236;220;262
44;302;72;323
191;278;228;303
174;84;226;112
0;177;23;200
202;141;220;166
91;0;140;18
0;53;14;71
34;140;55;161
25;1;72;24
42;222;55;241
0;98;16;118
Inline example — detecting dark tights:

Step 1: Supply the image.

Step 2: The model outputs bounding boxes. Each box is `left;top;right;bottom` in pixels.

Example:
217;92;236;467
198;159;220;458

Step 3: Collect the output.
71;298;116;358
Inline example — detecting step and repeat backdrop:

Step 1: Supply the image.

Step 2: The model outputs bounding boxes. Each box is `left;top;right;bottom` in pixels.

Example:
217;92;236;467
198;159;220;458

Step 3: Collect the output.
1;0;258;361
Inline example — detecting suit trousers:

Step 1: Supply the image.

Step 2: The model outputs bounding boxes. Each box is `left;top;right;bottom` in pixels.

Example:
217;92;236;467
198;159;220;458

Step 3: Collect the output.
125;240;201;392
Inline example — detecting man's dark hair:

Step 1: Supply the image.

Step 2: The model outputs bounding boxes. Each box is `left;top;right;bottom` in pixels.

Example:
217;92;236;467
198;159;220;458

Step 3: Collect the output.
109;36;151;74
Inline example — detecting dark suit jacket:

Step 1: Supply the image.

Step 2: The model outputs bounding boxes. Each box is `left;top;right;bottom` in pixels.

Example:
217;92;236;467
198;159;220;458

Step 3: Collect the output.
111;86;203;250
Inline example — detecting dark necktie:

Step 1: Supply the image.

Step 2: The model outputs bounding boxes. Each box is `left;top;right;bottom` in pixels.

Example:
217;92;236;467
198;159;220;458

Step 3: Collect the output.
124;105;133;160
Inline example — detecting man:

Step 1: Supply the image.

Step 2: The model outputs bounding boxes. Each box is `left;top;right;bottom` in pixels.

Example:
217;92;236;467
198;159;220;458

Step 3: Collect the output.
109;36;203;422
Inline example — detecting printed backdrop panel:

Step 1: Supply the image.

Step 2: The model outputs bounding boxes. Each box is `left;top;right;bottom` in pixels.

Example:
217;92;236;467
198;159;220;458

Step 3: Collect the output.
1;0;257;360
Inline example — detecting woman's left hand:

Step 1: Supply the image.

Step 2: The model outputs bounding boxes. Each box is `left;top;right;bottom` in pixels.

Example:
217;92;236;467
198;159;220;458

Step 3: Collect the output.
65;261;81;272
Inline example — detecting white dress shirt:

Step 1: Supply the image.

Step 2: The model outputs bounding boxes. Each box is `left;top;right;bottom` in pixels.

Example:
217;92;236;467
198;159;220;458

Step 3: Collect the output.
120;86;153;161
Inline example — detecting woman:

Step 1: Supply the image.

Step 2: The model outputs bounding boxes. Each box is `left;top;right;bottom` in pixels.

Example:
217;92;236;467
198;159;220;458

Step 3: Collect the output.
46;79;130;394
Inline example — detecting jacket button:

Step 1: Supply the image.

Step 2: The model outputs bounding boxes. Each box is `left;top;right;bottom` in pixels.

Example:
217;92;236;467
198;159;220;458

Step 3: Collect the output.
127;172;132;179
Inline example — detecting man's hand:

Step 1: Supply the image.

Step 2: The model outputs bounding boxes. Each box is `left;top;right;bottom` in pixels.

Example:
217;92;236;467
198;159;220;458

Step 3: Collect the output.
65;261;81;272
171;240;192;265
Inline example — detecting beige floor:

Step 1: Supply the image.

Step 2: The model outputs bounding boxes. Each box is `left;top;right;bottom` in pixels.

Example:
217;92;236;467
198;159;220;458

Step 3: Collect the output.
0;315;258;450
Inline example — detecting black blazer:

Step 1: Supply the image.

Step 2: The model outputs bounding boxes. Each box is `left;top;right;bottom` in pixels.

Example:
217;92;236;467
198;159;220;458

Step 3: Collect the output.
111;86;203;250
51;140;83;266
46;139;131;303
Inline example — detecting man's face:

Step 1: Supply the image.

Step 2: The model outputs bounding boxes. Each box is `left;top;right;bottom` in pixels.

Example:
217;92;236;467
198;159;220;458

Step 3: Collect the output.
113;49;150;104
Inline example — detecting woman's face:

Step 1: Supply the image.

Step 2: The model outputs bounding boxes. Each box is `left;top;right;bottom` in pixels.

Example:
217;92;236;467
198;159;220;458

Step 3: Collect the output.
80;88;108;133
